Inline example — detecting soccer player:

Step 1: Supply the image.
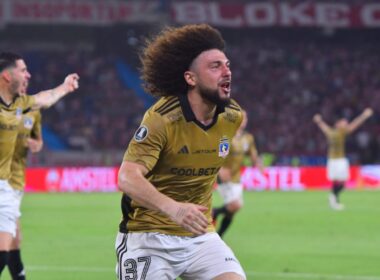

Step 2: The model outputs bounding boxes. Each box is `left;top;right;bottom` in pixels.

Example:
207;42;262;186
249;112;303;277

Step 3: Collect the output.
0;52;79;276
6;80;43;280
213;109;263;238
116;24;246;280
313;108;373;210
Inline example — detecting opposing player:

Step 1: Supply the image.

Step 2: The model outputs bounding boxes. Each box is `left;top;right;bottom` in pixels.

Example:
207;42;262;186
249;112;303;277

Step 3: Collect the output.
213;109;263;238
0;52;79;276
313;108;373;210
116;24;246;279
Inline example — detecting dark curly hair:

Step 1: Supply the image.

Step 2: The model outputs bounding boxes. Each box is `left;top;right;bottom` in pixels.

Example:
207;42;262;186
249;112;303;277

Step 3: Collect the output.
140;24;225;97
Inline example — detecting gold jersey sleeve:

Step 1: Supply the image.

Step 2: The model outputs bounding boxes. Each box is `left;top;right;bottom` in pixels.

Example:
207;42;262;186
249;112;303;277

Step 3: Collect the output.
327;128;346;159
223;131;256;183
0;95;35;180
121;96;243;236
9;110;42;191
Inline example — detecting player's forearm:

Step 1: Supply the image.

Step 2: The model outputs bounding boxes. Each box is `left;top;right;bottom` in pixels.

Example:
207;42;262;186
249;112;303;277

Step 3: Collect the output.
32;85;69;110
118;170;177;215
348;113;370;133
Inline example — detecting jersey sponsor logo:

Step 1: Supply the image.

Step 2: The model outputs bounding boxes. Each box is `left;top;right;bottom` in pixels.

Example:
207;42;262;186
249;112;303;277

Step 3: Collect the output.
23;117;34;129
134;125;148;142
0;122;18;131
218;137;230;158
193;149;216;154
177;145;189;154
170;167;220;176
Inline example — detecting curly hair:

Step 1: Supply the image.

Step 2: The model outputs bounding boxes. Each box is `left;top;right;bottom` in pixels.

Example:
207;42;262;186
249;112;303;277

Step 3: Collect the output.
140;24;225;97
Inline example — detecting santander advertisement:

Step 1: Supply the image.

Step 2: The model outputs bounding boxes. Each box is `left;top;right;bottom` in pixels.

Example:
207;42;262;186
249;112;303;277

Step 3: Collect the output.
25;165;380;193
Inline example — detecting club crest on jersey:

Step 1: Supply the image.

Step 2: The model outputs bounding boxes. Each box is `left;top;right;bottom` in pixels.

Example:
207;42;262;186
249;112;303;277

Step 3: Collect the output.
23;117;34;129
16;108;22;120
218;138;230;158
134;125;148;142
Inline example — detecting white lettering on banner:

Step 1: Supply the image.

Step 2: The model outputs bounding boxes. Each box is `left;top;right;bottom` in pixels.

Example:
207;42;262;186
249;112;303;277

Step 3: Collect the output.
46;168;117;192
245;3;276;27
172;2;380;28
241;167;304;191
315;3;350;27
361;4;380;27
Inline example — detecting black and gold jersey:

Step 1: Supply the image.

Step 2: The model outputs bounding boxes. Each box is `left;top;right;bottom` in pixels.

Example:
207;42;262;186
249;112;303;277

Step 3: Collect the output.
120;95;242;236
327;128;346;159
0;95;35;180
9;110;41;191
223;131;257;183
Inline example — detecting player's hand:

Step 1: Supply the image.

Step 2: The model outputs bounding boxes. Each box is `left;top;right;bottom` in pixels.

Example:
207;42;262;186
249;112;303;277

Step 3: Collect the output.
313;114;322;123
25;138;43;153
363;108;373;118
169;202;209;235
63;73;80;93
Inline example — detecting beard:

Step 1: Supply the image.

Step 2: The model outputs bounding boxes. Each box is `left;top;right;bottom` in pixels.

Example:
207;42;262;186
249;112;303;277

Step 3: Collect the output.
10;79;21;96
199;84;230;107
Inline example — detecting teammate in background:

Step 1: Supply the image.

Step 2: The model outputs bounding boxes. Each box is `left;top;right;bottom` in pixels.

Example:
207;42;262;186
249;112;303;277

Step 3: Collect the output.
213;109;263;238
116;24;246;280
313;108;373;210
0;52;79;276
7;83;43;280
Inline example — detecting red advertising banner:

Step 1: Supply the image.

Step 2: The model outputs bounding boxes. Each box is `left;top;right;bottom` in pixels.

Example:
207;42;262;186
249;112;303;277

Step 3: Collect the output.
1;1;380;28
25;165;380;192
172;2;380;28
25;167;118;192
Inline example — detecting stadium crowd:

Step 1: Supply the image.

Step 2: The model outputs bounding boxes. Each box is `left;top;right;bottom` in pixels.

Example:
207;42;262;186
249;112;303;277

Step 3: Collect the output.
12;30;380;165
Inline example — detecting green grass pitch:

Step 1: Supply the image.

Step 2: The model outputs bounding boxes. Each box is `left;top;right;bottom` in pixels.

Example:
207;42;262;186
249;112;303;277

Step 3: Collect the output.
2;190;380;280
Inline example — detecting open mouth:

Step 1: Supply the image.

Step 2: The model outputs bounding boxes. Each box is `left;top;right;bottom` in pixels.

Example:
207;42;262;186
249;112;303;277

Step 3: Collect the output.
220;81;231;94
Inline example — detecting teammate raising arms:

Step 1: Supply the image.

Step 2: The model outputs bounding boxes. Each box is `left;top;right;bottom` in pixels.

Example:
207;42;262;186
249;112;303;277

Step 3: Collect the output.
313;108;373;210
116;24;246;280
0;52;79;277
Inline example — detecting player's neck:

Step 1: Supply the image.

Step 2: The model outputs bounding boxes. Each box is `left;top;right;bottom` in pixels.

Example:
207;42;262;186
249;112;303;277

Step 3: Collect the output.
0;84;14;105
187;91;216;126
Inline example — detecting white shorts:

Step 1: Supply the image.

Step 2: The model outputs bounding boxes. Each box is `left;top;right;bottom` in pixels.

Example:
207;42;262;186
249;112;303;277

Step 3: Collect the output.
115;232;246;280
327;158;350;181
218;182;244;205
0;180;23;237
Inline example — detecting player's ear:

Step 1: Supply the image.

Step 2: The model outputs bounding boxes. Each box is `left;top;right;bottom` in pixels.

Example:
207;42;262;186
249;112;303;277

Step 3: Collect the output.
1;70;12;82
184;71;196;87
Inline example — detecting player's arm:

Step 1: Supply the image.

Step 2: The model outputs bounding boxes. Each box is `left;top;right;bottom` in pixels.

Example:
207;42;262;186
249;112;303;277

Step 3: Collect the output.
26;133;43;153
31;73;79;110
118;161;208;235
26;111;43;153
346;108;373;134
313;114;332;135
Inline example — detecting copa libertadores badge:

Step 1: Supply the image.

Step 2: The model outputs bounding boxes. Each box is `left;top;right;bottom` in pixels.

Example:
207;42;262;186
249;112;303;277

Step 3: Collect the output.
134;125;148;142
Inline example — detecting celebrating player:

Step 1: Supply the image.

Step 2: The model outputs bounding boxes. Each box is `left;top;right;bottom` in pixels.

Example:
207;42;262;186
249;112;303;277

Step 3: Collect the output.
313;108;373;210
0;51;79;277
116;24;246;280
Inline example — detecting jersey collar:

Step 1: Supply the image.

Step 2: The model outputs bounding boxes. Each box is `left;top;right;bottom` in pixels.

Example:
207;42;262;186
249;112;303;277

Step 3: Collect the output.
0;95;19;108
178;94;226;130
